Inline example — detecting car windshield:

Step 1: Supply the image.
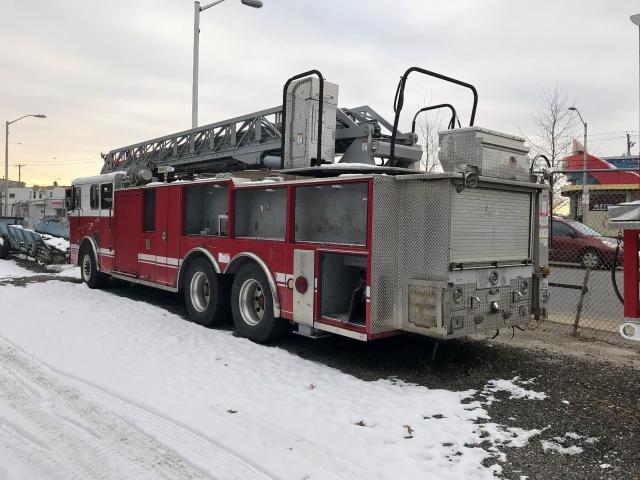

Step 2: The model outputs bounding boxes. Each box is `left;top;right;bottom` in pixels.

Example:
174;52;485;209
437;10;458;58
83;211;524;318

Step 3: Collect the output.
565;220;602;237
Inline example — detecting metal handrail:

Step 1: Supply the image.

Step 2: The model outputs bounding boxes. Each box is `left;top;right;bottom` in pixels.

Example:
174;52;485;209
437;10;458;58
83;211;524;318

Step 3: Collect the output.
410;103;460;134
389;67;478;167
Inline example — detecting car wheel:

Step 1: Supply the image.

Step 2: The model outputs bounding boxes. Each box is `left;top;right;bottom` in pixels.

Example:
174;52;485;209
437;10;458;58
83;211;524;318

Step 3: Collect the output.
183;257;230;327
80;248;108;288
580;250;601;270
231;263;288;343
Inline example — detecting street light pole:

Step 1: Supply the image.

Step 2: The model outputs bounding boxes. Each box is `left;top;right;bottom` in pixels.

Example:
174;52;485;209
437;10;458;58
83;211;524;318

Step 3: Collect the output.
4;114;46;216
569;107;589;218
191;0;263;128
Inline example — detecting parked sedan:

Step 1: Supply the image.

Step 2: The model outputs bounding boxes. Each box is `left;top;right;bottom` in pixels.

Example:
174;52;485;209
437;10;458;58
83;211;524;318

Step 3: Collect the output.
550;217;622;269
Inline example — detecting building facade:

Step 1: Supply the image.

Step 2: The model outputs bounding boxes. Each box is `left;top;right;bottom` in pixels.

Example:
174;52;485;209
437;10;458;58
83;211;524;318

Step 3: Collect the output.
5;185;67;221
561;153;639;237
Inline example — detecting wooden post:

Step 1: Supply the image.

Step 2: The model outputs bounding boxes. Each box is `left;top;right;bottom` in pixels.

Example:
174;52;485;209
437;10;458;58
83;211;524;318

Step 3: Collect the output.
572;268;591;337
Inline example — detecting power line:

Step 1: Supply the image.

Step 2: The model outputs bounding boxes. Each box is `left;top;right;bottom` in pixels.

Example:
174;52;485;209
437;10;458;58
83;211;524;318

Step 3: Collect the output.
589;130;639;137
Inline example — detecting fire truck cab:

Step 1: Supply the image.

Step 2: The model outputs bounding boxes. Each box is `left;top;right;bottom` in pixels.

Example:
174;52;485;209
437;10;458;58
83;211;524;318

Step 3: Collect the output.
69;68;550;343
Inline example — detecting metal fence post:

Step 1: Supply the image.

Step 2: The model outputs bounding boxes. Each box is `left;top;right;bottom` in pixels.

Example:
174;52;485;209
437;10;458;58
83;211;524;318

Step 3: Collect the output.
572;268;591;337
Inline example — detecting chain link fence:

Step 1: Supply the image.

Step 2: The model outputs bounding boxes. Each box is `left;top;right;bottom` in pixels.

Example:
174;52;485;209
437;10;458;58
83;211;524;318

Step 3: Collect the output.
540;178;638;348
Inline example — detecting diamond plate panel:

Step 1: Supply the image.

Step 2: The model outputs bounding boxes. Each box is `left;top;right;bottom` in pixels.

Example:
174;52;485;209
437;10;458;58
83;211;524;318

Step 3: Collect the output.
283;78;339;169
370;177;454;335
439;127;530;181
369;177;401;335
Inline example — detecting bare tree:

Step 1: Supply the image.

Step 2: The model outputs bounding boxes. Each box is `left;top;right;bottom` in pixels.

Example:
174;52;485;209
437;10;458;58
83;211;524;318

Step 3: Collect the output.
523;85;578;213
415;101;447;172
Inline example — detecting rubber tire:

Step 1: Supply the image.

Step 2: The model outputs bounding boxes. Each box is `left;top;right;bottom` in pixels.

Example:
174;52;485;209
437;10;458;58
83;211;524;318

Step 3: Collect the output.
580;250;601;270
0;237;9;260
231;263;288;343
183;257;230;327
80;248;108;289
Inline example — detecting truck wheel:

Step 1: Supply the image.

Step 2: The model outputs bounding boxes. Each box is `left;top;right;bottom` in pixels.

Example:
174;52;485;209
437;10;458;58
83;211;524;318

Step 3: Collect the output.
231;263;287;343
580;250;601;270
80;248;108;289
184;257;230;327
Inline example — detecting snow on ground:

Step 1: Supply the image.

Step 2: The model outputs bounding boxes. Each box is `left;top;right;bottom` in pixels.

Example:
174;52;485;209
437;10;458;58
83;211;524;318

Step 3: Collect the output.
482;378;547;403
0;259;36;279
540;440;584;455
46;264;81;279
0;259;543;479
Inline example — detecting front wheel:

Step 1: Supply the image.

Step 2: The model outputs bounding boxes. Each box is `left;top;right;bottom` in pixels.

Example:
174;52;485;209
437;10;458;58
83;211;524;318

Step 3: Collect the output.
80;249;108;288
231;263;288;343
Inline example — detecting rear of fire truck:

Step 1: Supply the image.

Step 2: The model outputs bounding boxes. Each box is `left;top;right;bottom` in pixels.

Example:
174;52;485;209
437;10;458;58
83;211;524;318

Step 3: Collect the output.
368;128;549;340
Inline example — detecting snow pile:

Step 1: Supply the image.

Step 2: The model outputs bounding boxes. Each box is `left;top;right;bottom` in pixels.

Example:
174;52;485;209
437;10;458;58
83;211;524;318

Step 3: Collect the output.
540;433;598;456
541;440;583;455
40;234;70;252
481;424;546;450
482;377;547;402
0;259;545;479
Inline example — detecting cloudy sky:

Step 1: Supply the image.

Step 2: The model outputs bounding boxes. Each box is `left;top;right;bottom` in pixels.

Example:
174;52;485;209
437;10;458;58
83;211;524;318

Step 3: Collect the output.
1;0;639;186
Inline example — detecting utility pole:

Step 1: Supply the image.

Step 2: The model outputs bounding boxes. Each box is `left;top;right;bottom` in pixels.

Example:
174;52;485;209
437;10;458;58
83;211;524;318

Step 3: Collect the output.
4;114;46;215
626;132;637;156
15;164;25;183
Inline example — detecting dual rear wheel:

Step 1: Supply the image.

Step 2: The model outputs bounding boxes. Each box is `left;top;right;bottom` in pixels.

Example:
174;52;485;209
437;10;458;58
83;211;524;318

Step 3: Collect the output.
183;259;287;343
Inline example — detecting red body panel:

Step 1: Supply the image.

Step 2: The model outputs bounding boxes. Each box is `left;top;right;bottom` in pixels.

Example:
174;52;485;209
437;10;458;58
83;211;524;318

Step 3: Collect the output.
114;189;142;275
71;177;377;339
623;230;639;319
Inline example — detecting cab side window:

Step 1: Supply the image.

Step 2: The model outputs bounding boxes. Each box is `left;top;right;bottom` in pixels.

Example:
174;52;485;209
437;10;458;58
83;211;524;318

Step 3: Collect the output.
90;184;99;210
143;189;156;232
73;186;82;210
101;183;113;209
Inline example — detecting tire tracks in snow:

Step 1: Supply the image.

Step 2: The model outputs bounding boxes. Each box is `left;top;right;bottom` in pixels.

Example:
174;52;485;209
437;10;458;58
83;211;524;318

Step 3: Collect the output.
0;335;273;480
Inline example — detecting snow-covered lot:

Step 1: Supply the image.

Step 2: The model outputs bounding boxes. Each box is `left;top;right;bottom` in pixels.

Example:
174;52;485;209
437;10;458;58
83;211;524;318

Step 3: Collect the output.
0;257;637;479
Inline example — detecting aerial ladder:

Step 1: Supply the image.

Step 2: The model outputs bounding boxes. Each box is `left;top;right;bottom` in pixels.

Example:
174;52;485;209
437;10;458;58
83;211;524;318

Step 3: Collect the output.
100;69;468;178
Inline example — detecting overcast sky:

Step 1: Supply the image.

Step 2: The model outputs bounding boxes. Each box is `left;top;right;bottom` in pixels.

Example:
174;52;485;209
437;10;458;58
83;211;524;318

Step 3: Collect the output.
1;0;639;186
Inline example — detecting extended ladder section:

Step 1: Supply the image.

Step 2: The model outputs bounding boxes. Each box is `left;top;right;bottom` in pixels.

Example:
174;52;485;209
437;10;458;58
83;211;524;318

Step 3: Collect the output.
101;71;423;175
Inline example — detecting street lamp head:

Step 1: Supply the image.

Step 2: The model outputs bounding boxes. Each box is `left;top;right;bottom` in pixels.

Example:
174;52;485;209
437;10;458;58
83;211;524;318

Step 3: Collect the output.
34;114;46;118
631;13;640;26
568;107;577;111
241;0;263;8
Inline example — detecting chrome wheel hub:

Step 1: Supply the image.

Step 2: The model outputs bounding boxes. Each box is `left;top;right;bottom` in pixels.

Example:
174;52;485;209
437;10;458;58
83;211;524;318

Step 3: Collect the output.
238;278;265;326
582;252;599;269
82;254;92;282
190;271;211;313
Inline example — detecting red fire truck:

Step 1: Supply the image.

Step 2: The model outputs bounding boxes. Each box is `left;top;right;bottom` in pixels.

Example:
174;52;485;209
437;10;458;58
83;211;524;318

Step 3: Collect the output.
68;68;550;343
